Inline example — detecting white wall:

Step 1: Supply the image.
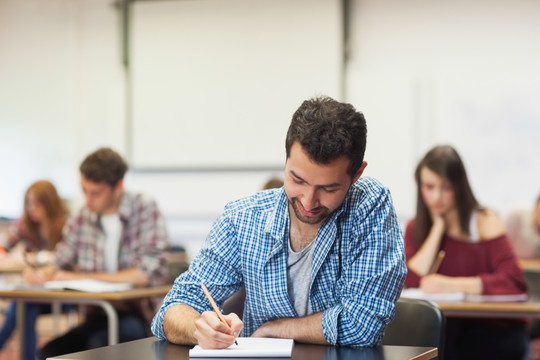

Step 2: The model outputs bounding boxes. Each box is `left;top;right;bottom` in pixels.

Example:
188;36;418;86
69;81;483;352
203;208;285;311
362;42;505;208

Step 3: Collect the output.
347;0;540;220
1;0;540;258
0;0;125;214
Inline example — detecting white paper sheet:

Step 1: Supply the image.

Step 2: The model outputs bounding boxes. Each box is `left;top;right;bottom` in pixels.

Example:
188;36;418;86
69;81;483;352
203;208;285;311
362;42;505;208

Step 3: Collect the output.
189;337;294;358
44;279;133;293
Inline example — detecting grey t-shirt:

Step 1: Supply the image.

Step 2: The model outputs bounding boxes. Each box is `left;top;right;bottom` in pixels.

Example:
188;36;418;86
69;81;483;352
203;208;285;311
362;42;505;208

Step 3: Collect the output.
287;239;316;317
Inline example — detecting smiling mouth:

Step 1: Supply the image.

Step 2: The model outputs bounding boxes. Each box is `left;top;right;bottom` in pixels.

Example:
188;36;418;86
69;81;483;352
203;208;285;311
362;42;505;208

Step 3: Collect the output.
300;207;321;217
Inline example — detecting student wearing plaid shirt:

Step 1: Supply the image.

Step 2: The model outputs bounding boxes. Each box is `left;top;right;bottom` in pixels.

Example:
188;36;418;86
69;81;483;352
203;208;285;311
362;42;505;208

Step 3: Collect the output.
152;96;406;348
23;147;170;359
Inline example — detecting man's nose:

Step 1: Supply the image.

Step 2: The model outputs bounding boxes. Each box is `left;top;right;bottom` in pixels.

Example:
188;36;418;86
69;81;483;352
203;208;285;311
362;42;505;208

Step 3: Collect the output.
303;188;318;210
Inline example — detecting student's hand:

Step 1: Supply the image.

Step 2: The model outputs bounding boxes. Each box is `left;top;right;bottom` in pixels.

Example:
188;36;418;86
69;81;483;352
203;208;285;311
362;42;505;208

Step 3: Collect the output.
430;214;446;233
22;265;57;285
194;311;243;349
22;267;47;285
419;273;455;293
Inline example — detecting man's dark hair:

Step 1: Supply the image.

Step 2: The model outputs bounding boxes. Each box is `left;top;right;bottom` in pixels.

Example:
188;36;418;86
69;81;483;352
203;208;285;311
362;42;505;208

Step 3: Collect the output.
285;96;367;177
79;147;128;187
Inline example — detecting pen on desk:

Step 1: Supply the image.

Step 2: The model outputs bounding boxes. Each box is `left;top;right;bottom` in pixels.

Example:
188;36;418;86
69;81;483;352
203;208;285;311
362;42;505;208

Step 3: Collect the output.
429;250;446;274
200;283;238;346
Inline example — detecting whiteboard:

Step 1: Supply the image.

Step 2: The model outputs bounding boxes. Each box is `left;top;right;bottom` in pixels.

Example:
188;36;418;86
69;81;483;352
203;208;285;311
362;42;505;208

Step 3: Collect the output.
131;0;342;169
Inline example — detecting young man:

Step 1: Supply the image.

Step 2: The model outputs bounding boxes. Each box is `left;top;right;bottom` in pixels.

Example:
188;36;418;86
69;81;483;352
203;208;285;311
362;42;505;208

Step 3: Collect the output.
24;147;170;359
152;96;406;348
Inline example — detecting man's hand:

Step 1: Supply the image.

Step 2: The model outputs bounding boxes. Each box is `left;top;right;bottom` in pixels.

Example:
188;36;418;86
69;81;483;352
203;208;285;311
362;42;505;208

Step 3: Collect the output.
194;311;243;349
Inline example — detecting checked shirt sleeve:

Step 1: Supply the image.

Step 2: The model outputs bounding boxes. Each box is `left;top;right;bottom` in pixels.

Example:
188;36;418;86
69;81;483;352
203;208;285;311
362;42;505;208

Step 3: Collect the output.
321;185;407;347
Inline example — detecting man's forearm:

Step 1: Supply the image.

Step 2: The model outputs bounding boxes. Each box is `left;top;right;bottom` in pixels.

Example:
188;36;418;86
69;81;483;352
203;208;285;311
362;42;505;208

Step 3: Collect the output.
163;304;201;345
53;268;150;286
252;312;328;344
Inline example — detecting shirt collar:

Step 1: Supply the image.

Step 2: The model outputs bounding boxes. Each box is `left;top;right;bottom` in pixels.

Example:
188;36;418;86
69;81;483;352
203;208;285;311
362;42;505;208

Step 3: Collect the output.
88;191;130;225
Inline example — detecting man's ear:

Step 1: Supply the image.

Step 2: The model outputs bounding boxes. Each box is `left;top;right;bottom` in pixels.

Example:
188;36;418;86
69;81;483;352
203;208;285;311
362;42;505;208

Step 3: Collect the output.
114;179;124;196
352;161;368;183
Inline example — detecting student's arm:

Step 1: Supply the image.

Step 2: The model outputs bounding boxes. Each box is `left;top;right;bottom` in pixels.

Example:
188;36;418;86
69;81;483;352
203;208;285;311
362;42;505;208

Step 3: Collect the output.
310;184;406;347
251;312;326;344
130;196;170;286
23;265;149;286
52;267;149;286
407;215;445;276
151;210;243;347
420;210;517;295
475;209;527;294
420;273;483;294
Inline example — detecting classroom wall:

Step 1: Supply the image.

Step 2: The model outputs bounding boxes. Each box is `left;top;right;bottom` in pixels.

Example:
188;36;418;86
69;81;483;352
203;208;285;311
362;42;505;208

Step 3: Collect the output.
1;0;539;258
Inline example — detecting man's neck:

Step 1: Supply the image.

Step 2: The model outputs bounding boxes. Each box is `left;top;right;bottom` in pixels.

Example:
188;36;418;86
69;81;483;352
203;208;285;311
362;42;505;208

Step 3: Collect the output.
289;213;320;252
101;192;123;215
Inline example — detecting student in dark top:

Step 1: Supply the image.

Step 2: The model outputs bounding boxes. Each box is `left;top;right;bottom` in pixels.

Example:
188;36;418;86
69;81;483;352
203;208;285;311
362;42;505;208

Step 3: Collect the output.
404;145;529;360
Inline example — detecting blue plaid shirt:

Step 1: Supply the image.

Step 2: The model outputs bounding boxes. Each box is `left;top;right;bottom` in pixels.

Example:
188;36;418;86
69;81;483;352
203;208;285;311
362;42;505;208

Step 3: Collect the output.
152;177;406;347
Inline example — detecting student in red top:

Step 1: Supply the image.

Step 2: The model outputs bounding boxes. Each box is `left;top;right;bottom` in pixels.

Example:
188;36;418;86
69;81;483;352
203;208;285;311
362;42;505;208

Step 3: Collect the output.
404;145;528;360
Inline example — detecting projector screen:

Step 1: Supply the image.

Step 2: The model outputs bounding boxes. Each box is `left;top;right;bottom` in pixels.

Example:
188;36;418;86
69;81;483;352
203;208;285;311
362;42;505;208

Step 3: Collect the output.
130;0;342;169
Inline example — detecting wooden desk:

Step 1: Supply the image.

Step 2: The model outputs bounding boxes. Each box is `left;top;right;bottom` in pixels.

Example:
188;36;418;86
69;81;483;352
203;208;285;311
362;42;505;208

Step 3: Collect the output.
0;285;171;360
519;258;540;271
48;336;438;360
436;299;540;319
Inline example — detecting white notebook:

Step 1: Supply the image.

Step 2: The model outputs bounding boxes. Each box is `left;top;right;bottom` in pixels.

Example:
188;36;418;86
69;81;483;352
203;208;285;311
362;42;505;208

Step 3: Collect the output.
189;337;294;358
44;279;133;293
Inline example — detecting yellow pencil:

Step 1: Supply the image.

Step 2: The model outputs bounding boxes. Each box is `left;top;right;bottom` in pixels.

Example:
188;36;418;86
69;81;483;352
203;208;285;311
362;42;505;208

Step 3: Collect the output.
429;250;446;274
201;283;238;346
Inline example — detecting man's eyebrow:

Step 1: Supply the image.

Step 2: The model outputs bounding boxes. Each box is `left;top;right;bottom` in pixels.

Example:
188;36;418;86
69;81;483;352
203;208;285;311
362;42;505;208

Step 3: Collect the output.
290;170;341;188
290;170;304;181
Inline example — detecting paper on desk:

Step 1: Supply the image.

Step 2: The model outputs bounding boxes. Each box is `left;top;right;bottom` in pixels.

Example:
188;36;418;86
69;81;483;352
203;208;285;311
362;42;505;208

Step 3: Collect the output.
44;279;133;292
400;288;465;302
401;288;529;302
189;337;294;358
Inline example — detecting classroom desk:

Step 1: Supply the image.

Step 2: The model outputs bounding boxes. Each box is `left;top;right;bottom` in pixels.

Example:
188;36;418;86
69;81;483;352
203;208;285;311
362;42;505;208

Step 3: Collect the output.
435;298;540;319
48;336;438;360
519;258;540;271
0;263;25;285
0;285;171;360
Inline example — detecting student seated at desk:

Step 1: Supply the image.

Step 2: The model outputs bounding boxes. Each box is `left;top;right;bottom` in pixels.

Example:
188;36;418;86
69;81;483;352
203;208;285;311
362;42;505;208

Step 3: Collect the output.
505;194;540;259
152;96;406;349
0;180;68;360
23;148;170;360
404;145;529;360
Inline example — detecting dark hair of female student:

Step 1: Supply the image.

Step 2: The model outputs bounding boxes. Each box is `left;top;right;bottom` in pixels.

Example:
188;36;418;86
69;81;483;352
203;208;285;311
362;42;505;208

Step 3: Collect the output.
413;145;480;248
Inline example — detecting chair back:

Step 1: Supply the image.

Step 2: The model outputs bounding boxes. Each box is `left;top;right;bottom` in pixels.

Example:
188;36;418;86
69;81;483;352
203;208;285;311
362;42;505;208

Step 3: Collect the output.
382;297;445;359
222;286;246;318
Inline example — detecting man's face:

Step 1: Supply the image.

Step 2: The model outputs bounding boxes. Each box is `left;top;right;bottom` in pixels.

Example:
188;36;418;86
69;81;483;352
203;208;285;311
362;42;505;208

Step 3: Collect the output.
80;175;121;215
284;142;365;226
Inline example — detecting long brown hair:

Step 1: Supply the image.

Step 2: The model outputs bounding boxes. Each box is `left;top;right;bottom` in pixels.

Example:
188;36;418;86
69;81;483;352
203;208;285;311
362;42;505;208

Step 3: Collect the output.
21;180;69;250
413;145;480;247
